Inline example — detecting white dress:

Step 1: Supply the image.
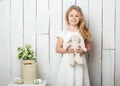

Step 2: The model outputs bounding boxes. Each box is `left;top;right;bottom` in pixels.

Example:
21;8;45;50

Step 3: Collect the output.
56;30;90;86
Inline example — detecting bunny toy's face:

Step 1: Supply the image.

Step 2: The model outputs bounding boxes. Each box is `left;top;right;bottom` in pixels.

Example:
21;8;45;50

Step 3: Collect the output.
71;35;80;43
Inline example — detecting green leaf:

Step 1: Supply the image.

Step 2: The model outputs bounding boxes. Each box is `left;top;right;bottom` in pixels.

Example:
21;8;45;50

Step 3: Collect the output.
17;44;35;60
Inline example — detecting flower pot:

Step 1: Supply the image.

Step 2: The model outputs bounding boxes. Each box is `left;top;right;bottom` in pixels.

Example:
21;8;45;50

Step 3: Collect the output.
21;60;38;84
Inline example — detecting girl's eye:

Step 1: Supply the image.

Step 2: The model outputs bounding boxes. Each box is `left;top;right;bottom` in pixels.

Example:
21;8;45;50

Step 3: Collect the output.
69;14;79;17
75;15;79;17
70;15;73;17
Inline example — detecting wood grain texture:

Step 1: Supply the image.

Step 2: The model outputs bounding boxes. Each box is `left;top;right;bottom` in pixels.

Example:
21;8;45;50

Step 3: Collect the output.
37;0;49;33
37;34;49;85
102;50;114;86
49;0;62;85
115;0;120;85
10;0;23;79
88;0;102;86
0;0;11;85
24;0;36;51
103;0;115;49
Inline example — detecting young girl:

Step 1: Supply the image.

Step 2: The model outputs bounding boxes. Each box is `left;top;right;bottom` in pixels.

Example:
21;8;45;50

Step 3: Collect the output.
56;5;92;86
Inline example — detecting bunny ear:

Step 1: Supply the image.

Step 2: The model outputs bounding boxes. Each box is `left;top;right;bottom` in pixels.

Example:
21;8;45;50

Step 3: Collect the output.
64;35;72;43
68;39;72;43
78;33;84;41
78;38;81;43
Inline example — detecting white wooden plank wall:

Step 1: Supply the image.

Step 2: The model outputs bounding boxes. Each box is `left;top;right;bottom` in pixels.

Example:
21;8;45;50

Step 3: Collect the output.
115;0;120;86
37;0;49;33
102;50;114;86
0;0;11;86
24;0;36;51
103;0;115;49
37;34;49;85
36;0;49;85
49;0;62;86
0;0;120;86
103;0;115;86
88;0;102;86
10;0;23;79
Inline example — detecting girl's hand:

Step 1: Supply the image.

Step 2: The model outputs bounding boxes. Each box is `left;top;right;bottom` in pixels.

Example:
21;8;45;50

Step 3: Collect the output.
76;46;85;54
66;46;74;54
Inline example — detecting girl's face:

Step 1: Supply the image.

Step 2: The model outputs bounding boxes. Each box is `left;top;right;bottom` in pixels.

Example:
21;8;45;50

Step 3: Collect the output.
68;9;80;26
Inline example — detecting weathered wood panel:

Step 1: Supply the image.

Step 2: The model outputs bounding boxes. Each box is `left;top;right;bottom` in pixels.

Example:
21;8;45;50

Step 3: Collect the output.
115;0;120;85
49;0;62;86
103;0;115;49
102;50;114;86
24;0;36;51
115;49;120;86
10;0;23;79
0;0;10;85
37;0;49;33
37;34;49;85
88;0;102;86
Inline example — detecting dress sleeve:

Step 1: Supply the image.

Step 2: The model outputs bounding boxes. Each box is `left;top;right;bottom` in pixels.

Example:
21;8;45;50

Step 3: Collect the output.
56;31;64;39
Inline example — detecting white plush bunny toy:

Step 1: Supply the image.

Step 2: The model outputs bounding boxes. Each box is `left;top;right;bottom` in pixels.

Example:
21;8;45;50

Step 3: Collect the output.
63;33;87;66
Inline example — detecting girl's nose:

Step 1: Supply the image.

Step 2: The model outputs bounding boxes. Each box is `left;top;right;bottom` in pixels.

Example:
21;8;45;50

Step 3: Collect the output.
73;17;76;20
72;16;75;19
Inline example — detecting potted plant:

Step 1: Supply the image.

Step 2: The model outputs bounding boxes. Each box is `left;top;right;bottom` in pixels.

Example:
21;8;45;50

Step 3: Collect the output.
17;44;36;64
17;44;35;60
17;44;38;84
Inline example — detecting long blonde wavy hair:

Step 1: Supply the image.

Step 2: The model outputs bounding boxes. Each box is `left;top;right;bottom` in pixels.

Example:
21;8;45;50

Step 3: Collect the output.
65;5;92;41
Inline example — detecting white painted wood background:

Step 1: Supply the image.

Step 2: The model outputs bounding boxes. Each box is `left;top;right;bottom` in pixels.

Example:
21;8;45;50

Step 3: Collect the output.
0;0;119;86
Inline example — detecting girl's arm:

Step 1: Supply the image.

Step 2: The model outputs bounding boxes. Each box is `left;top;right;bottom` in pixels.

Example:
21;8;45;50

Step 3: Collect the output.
56;37;66;53
56;37;74;54
84;41;92;53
